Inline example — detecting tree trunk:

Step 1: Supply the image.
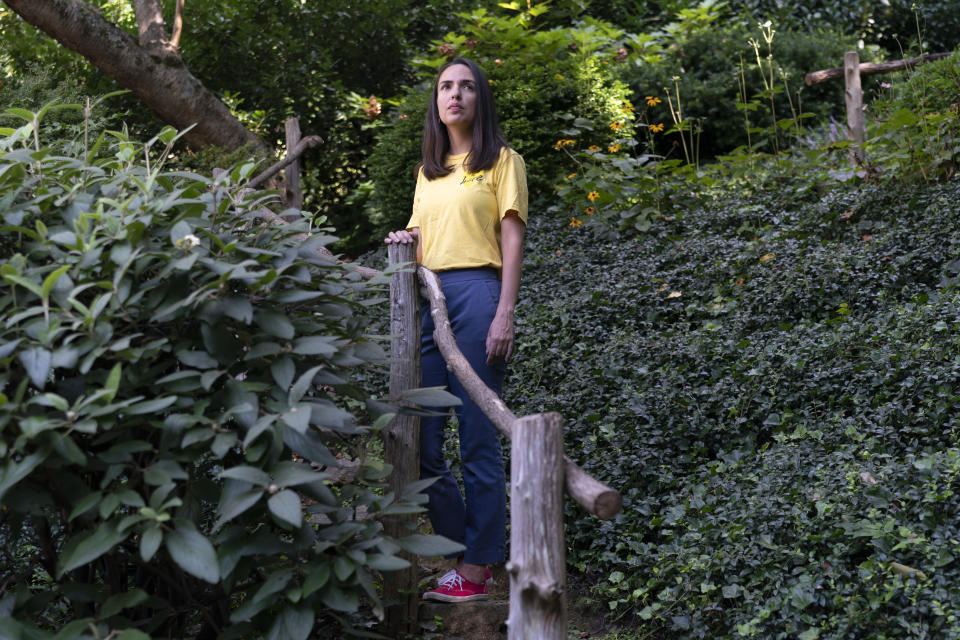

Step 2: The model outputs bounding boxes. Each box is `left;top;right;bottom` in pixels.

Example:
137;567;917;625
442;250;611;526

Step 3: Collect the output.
3;0;267;154
131;0;174;56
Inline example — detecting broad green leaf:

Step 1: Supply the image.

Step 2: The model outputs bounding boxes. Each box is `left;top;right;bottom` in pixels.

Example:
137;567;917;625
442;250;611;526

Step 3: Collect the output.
53;618;94;640
4;273;43;298
366;553;411;571
394;534;465;557
271;461;329;487
215;488;264;529
256;310;295;339
18;347;52;389
68;491;103;522
0;446;50;504
0;338;22;360
334;556;354;581
268;490;302;529
165;521;220;584
266;604;313;640
399;386;462;407
140;526;163;562
103;362;122;402
220;465;271;486
292;336;338;356
301;564;330;598
41;265;70;298
320;584;359;613
271;357;295;389
281;403;310;433
58;521;127;577
282;426;338;466
100;588;149;618
126;396;178;415
288;365;324;404
176;349;219;369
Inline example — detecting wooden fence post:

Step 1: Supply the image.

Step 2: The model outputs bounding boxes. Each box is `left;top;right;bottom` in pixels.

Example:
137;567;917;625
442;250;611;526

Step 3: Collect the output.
844;51;866;163
507;412;566;640
284;117;303;210
384;243;421;636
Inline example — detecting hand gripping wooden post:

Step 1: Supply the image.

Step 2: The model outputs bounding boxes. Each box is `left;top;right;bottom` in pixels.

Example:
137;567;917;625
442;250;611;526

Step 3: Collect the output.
507;412;567;640
384;244;421;636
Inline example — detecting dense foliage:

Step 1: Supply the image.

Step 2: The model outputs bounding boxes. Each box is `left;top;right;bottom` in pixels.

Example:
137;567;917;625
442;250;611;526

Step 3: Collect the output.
0;112;457;639
510;173;960;638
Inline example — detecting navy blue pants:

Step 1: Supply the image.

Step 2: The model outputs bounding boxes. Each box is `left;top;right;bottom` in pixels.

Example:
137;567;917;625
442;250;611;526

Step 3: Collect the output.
420;267;507;565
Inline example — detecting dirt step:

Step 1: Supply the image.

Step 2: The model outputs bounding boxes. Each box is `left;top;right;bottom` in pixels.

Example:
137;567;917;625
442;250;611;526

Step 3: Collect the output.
419;599;508;639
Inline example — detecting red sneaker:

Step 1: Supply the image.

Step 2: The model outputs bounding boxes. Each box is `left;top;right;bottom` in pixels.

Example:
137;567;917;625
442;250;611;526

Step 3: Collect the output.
437;567;494;587
422;569;489;602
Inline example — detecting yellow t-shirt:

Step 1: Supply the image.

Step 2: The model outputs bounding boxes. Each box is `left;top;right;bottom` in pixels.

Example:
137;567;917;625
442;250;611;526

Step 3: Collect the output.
406;146;528;273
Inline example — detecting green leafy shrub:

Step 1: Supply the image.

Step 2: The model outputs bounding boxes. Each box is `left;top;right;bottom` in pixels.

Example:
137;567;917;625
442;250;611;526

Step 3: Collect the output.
0;112;450;638
622;20;866;158
862;47;960;181
508;175;960;638
367;9;634;238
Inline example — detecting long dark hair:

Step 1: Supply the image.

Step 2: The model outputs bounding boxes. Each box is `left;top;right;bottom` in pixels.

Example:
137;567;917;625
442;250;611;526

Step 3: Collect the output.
421;57;508;180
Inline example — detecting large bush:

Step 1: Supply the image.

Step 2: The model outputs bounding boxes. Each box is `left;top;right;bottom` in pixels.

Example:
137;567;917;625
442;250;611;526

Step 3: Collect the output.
0;112;450;638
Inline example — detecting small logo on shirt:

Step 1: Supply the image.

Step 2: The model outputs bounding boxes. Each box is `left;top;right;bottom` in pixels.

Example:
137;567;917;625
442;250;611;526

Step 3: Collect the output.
461;170;484;187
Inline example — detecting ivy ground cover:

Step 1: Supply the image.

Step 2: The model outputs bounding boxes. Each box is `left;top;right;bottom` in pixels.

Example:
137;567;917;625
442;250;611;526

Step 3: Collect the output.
508;178;960;639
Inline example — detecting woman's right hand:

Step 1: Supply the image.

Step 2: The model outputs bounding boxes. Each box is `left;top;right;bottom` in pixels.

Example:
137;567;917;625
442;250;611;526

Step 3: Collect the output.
384;228;419;244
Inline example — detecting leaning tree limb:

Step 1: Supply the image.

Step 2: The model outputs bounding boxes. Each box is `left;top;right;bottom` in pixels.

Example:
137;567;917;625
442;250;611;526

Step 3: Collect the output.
417;266;623;520
3;0;267;154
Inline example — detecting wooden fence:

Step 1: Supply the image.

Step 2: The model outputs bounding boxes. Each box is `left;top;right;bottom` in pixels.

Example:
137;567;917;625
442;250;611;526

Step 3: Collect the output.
385;243;623;638
805;51;951;162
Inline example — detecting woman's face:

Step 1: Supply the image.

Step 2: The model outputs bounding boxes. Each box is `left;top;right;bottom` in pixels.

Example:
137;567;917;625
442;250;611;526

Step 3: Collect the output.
436;64;477;133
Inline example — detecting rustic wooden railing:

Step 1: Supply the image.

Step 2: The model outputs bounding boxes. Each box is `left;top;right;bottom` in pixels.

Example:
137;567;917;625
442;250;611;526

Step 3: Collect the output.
805;51;951;163
385;243;622;638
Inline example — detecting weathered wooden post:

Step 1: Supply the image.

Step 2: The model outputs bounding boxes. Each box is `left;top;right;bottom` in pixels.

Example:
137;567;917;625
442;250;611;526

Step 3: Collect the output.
507;412;566;640
284;117;303;210
384;243;421;636
844;51;866;163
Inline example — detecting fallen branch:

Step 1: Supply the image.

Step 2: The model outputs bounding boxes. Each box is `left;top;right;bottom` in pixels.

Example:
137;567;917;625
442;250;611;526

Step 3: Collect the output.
805;52;951;86
418;266;622;520
247;135;323;190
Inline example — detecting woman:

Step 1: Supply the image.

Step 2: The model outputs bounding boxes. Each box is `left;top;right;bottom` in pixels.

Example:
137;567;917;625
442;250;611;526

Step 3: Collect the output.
384;57;527;603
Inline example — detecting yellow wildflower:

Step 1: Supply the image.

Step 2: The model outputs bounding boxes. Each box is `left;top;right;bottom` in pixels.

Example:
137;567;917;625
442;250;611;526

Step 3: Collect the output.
588;145;600;152
621;101;635;113
553;139;575;149
649;123;664;133
584;206;595;215
608;144;621;153
555;73;565;80
567;173;577;179
610;121;624;131
569;217;583;227
646;96;662;106
587;191;600;202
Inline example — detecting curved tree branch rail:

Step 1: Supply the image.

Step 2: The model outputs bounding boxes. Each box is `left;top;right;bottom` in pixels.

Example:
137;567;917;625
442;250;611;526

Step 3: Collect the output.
417;265;623;520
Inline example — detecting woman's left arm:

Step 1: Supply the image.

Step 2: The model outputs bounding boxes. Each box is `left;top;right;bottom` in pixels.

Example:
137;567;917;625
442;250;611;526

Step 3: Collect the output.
486;213;526;364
